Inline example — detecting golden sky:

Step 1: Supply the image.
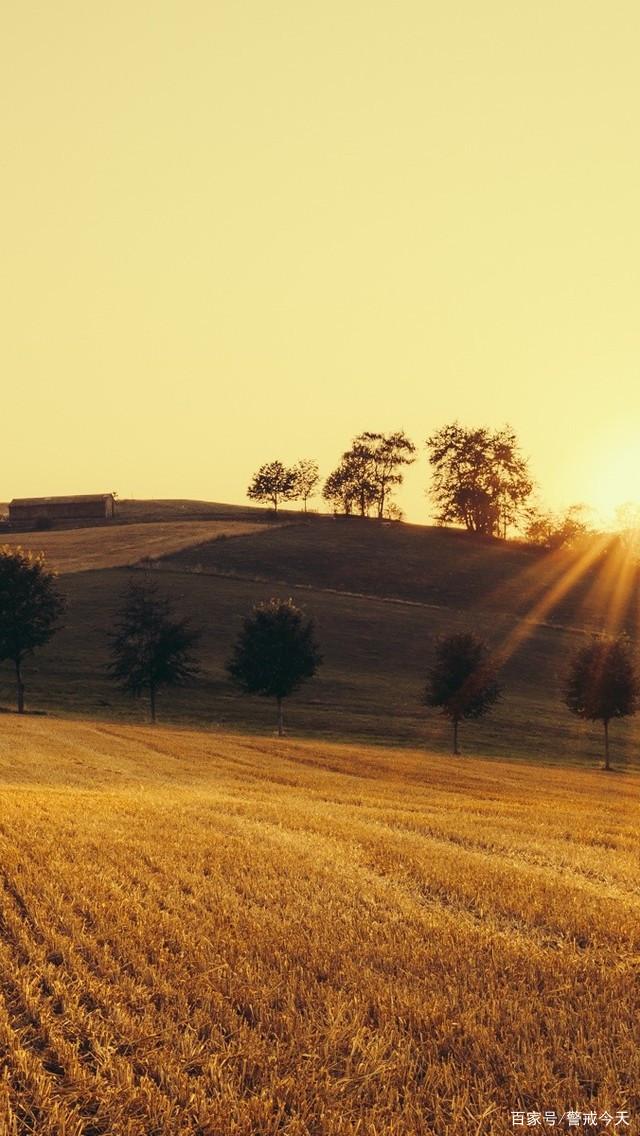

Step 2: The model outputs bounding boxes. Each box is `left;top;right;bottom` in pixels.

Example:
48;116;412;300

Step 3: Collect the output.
2;2;640;523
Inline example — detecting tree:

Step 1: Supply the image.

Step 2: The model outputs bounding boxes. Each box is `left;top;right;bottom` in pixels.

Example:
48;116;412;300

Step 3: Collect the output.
322;463;356;515
426;423;533;538
354;430;416;518
0;546;65;713
227;598;322;735
525;503;590;551
425;632;501;754
322;451;376;516
564;634;637;770
323;431;415;518
293;459;320;513
108;576;200;723
247;461;298;514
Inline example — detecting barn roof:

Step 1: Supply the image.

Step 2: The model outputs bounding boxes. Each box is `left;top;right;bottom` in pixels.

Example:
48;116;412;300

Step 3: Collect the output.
10;494;114;507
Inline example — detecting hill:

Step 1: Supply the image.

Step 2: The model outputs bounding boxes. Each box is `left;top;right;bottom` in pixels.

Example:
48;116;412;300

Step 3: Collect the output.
0;717;637;1134
0;503;636;764
159;514;627;628
114;497;285;523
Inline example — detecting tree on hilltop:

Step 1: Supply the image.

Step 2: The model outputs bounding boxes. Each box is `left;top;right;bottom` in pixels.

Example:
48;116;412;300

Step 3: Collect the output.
357;430;416;518
427;423;532;538
108;576;200;723
323;430;415;518
247;461;298;514
293;459;321;513
323;448;377;516
227;598;322;735
565;634;637;770
425;631;501;754
0;546;65;713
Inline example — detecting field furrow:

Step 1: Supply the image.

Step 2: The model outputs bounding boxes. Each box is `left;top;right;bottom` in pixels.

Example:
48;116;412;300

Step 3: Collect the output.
0;719;638;1133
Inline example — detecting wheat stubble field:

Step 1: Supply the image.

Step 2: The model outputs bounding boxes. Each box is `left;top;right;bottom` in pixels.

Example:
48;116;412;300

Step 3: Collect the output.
0;520;270;575
0;718;638;1135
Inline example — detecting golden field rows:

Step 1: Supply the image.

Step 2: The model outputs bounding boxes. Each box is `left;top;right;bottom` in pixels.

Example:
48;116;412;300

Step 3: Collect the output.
0;718;638;1134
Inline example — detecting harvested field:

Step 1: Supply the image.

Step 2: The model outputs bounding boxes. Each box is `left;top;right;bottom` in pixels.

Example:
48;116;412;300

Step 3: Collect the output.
0;718;637;1134
0;521;273;574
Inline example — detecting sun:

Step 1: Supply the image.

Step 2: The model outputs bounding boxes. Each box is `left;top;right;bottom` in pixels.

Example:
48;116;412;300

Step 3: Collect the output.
583;444;640;530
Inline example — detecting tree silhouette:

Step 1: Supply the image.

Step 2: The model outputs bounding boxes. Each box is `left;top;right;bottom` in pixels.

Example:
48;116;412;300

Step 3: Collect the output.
293;459;321;512
227;598;322;735
324;447;377;517
247;461;298;514
108;576;200;723
565;634;637;770
425;632;501;754
426;423;532;538
322;461;360;515
323;431;415;518
0;546;65;713
355;430;416;518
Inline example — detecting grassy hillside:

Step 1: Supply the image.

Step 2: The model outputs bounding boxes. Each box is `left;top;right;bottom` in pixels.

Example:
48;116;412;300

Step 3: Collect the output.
115;498;282;523
0;562;633;768
0;718;637;1134
0;506;636;764
160;515;630;628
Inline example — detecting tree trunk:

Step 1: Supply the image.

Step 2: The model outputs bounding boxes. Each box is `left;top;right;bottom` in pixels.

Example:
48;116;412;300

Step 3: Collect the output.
604;719;610;771
277;697;284;737
15;658;25;714
149;685;156;724
453;717;460;755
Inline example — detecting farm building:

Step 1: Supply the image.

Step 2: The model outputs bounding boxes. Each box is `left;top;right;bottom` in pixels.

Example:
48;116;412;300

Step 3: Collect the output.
9;494;115;526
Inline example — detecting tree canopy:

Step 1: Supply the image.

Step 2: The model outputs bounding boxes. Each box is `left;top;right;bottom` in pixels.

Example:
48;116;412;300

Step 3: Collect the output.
0;546;65;713
108;576;200;722
425;631;501;753
323;430;415;518
565;634;638;770
322;448;376;516
227;598;322;735
293;459;321;512
426;423;532;537
247;461;298;513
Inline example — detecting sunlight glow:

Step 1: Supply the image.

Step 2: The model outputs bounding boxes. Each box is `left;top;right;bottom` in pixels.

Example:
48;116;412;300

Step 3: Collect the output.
584;448;640;530
493;534;616;667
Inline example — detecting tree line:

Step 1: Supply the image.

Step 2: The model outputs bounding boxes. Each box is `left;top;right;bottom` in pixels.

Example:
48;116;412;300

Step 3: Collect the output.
246;423;589;548
0;546;634;768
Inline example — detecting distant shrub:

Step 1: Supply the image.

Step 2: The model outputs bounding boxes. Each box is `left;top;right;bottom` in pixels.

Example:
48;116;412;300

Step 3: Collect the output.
525;504;590;551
